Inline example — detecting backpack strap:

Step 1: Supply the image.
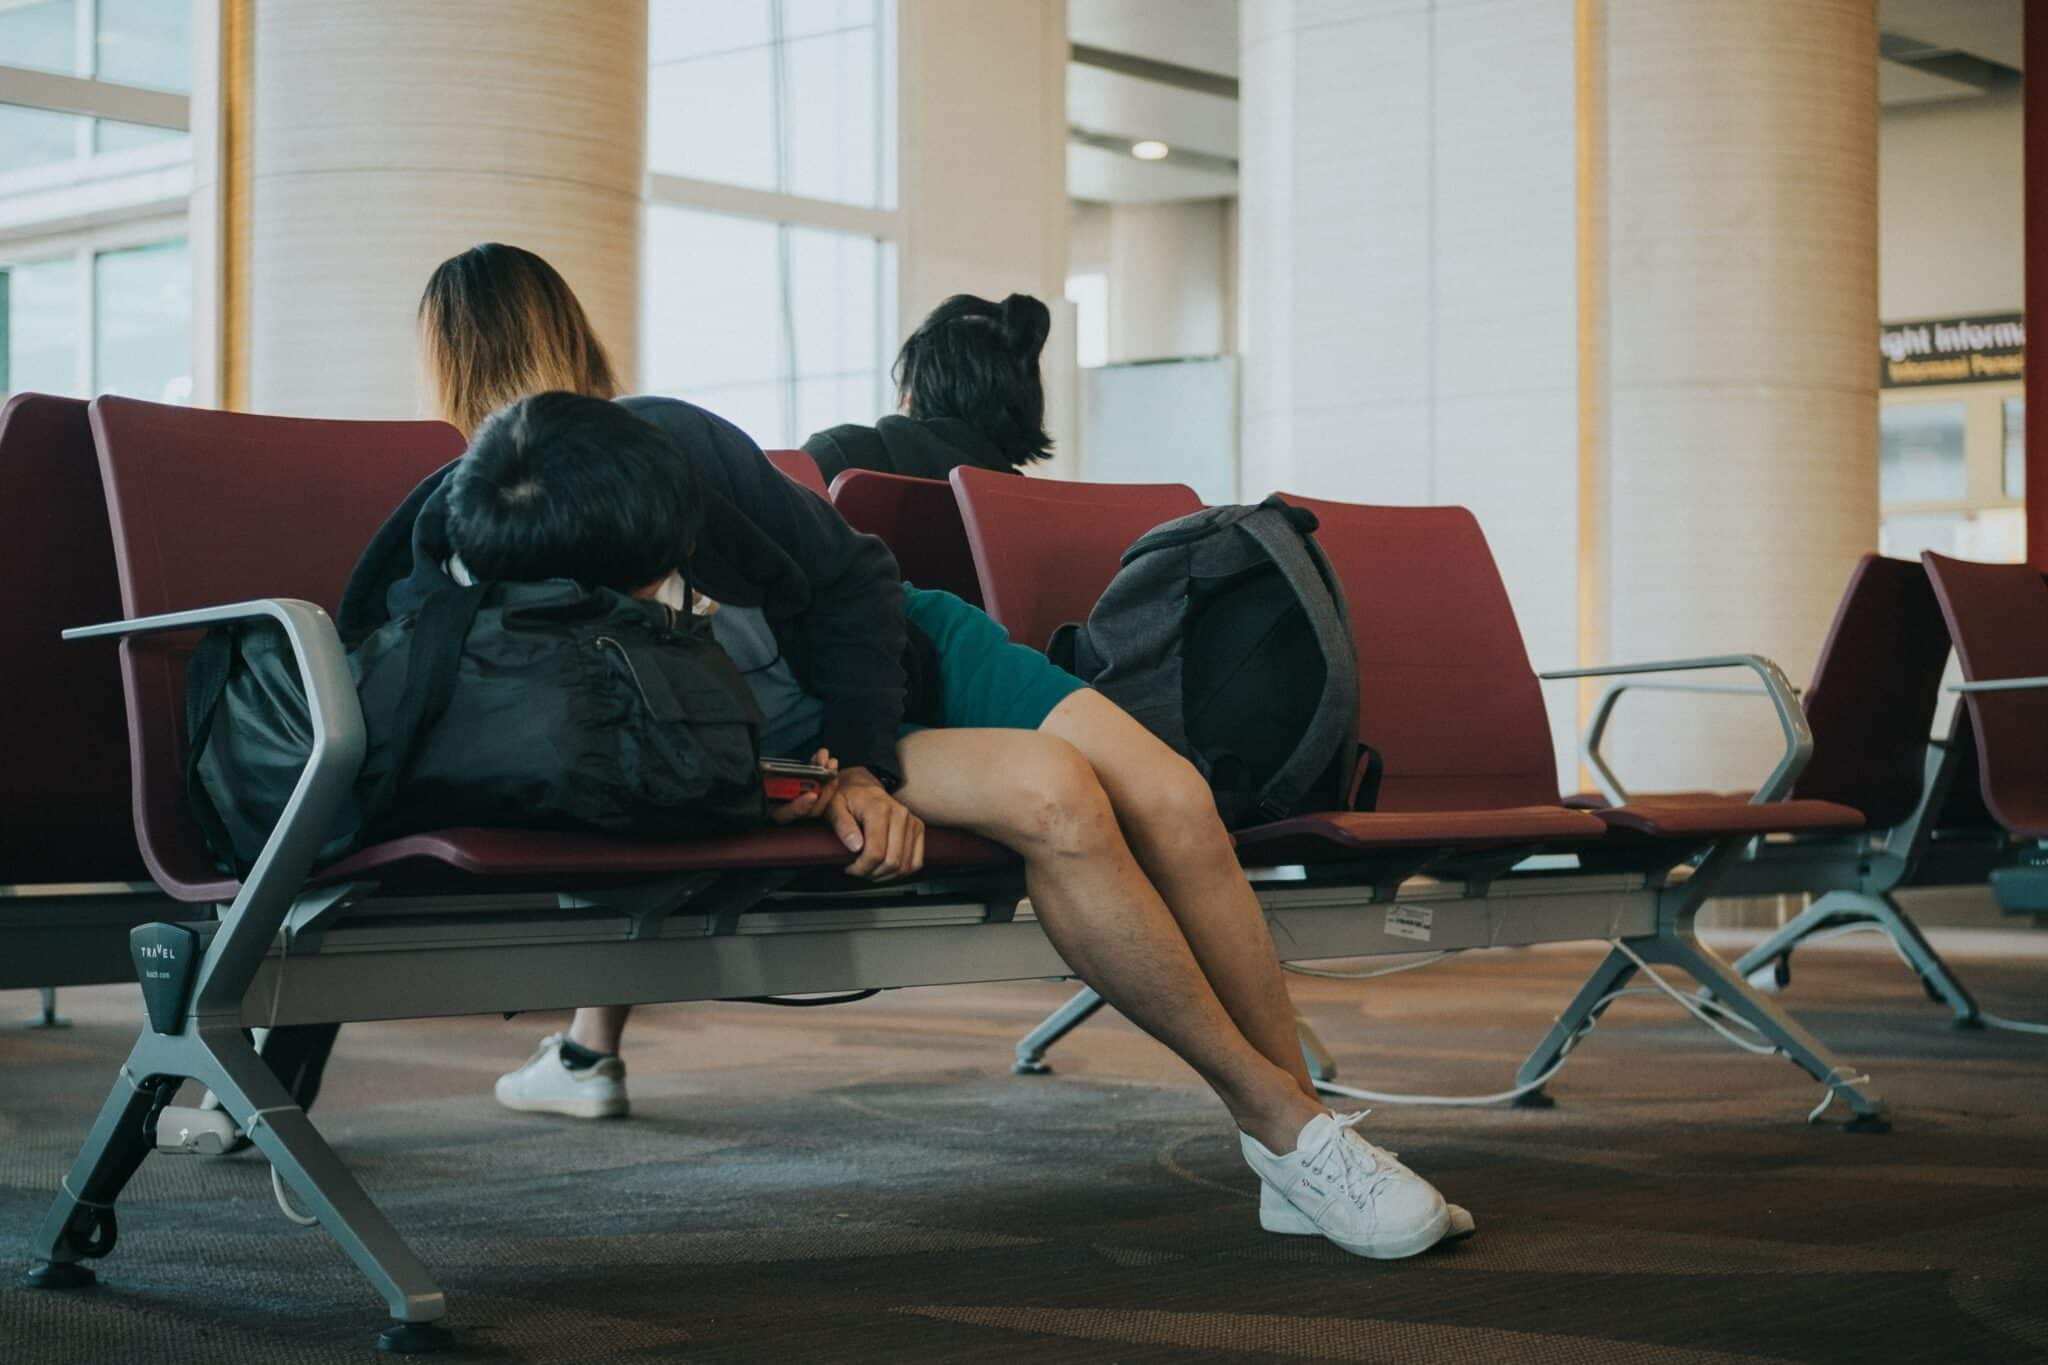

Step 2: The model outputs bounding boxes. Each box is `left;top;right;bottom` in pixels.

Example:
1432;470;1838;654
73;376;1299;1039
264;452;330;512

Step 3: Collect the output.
1234;502;1362;819
359;583;489;819
183;625;250;876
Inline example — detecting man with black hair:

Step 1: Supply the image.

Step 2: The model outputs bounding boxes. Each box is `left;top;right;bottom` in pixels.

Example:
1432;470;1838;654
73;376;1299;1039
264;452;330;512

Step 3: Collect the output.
351;389;1472;1261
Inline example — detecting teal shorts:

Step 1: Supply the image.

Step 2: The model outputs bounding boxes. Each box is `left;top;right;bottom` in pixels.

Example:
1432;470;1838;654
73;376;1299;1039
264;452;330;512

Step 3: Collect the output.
901;584;1086;733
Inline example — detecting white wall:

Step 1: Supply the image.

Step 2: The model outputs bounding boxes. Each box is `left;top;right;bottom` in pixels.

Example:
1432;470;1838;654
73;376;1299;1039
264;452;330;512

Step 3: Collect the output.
1069;197;1233;363
1879;90;2023;320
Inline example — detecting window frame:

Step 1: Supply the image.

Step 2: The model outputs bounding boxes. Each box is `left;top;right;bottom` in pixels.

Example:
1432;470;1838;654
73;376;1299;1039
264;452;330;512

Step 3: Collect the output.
641;0;901;447
0;0;194;402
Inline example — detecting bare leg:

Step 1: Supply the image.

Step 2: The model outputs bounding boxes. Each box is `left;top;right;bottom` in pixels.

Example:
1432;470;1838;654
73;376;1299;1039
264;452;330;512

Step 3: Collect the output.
1041;691;1318;1099
894;727;1323;1152
568;1006;629;1055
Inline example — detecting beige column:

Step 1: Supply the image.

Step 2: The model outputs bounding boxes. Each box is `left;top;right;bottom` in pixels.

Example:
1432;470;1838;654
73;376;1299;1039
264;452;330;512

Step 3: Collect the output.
896;0;1074;474
1596;0;1878;791
1238;0;1584;776
215;1;645;419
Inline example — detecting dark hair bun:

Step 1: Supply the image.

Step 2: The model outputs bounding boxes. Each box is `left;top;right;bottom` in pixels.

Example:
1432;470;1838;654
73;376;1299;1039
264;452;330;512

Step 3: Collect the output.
998;293;1052;359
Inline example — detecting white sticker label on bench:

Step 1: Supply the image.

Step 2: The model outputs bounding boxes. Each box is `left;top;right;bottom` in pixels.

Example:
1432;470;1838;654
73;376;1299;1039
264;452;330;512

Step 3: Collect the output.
1384;905;1433;943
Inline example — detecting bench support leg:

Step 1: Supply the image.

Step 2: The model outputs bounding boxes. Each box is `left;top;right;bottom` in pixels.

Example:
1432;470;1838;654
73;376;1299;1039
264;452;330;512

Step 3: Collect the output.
1013;986;1104;1073
25;1021;449;1349
1517;926;1890;1129
1729;890;1980;1026
1512;945;1639;1105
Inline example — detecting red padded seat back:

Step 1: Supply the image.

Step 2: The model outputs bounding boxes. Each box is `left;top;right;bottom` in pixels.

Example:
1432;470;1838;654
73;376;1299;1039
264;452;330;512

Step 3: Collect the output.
828;469;983;606
1791;555;1951;829
1279;495;1561;812
0;394;147;883
951;466;1201;649
1921;552;2048;838
89;396;468;899
763;448;830;498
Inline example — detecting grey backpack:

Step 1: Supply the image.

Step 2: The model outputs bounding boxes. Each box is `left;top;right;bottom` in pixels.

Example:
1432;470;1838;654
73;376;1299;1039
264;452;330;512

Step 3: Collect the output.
1048;496;1379;829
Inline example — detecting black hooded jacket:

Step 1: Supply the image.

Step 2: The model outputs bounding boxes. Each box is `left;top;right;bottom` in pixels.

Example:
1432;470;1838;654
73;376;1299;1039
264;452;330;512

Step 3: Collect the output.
337;395;935;783
802;414;1026;485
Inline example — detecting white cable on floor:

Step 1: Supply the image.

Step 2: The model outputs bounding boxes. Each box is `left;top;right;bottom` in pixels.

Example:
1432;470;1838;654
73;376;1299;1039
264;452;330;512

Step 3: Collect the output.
1284;952;1452;980
261;927;321;1226
271;1164;319;1227
1308;937;1890;1116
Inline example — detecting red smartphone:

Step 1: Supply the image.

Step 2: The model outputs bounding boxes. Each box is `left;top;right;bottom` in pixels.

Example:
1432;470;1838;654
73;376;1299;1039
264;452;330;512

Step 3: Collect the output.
761;758;834;803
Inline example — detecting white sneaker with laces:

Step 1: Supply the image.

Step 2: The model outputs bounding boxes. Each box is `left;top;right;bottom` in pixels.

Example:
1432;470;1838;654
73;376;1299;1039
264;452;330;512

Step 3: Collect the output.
1241;1111;1464;1259
494;1033;629;1119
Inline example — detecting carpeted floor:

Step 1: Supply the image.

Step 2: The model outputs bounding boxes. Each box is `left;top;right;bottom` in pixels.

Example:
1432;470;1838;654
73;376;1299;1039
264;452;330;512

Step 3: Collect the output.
2;931;2046;1364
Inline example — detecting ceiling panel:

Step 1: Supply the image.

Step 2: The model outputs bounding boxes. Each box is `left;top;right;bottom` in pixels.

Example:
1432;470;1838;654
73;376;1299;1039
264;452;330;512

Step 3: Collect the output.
1067;143;1237;205
1069;0;1240;78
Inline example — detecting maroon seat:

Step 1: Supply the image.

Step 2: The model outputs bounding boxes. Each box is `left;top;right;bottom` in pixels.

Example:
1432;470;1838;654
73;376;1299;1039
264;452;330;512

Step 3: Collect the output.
1241;496;1857;857
1922;553;2048;839
0;394;149;884
86;398;1017;903
829;469;983;606
951;466;1202;649
763;448;830;498
1569;555;1947;833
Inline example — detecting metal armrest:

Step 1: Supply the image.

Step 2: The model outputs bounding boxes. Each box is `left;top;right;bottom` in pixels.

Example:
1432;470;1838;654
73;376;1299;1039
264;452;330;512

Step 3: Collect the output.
1951;676;2048;693
66;599;365;1018
1538;654;1810;808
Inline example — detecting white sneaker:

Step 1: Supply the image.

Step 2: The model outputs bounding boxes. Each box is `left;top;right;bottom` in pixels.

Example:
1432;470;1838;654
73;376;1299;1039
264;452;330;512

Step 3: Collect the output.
493;1034;629;1119
1241;1112;1463;1259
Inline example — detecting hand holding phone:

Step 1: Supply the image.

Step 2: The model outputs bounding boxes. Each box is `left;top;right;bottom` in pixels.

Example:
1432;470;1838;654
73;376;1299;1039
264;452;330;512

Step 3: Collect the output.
762;754;837;805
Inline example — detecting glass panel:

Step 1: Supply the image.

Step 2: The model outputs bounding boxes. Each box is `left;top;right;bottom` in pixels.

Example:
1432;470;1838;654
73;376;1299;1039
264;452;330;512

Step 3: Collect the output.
0;0;80;77
1879;402;1968;505
95;0;192;92
643;205;784;436
642;205;892;449
0;106;85;175
647;0;894;208
2005;398;2025;499
93;119;186;156
93;238;190;403
3;255;83;398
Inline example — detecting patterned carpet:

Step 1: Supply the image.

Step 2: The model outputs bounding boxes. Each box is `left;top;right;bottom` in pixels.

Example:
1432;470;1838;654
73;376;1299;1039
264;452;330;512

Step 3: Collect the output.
1;931;2045;1363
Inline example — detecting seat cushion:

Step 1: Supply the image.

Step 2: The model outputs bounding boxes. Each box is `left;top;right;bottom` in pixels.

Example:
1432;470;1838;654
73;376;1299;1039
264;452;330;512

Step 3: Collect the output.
1594;798;1863;839
318;824;1017;885
1233;806;1608;864
1564;790;1735;811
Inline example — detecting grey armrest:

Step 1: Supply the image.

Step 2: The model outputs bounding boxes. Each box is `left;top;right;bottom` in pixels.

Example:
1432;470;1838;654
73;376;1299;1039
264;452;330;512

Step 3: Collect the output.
66;599;365;1018
1538;655;1810;809
1951;676;2048;694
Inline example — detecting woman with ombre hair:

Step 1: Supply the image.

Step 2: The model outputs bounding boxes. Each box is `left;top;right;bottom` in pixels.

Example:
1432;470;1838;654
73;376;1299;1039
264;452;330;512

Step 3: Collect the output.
336;243;1474;1263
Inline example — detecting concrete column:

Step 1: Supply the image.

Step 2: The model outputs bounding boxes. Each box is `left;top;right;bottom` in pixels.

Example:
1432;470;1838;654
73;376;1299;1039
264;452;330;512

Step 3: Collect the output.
225;0;645;418
1239;0;1878;793
1238;0;1583;776
896;0;1074;474
1598;0;1878;791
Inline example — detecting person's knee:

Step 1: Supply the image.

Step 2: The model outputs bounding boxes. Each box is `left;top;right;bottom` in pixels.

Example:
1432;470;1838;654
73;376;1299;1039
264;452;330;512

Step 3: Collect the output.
1127;751;1229;851
1008;738;1120;859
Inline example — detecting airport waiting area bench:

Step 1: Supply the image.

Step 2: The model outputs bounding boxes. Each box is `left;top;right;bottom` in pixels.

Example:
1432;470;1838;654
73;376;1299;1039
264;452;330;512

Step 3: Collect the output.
15;395;1935;1352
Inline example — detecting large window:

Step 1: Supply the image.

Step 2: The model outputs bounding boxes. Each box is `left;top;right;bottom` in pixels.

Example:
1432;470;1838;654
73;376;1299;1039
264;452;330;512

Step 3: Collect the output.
642;0;898;450
1;1;192;404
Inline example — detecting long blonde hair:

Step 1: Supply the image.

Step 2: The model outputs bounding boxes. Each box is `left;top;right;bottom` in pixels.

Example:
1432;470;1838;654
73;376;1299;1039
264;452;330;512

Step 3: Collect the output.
418;243;619;437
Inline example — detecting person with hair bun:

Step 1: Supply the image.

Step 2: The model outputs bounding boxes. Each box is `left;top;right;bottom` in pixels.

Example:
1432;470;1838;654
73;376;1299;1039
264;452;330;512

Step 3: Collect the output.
804;293;1055;482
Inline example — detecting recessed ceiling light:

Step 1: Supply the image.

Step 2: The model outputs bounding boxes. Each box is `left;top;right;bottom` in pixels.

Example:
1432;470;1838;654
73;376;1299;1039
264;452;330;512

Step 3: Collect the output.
1131;140;1170;161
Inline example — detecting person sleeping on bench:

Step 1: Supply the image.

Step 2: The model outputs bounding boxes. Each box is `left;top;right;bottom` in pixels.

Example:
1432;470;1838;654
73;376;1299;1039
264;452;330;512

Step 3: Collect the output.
338;243;1474;1261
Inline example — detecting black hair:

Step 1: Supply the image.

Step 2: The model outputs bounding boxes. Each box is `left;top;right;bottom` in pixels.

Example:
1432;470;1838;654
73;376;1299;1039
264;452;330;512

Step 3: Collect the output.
445;391;700;593
892;293;1053;467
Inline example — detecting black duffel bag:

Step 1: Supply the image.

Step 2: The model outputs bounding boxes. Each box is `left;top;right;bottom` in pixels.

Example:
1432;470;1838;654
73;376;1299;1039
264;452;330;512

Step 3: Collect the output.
186;580;766;876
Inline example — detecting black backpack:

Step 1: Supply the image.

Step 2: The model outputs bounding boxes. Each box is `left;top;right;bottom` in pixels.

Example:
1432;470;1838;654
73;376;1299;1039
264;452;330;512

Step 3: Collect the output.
1048;497;1378;829
185;580;766;875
